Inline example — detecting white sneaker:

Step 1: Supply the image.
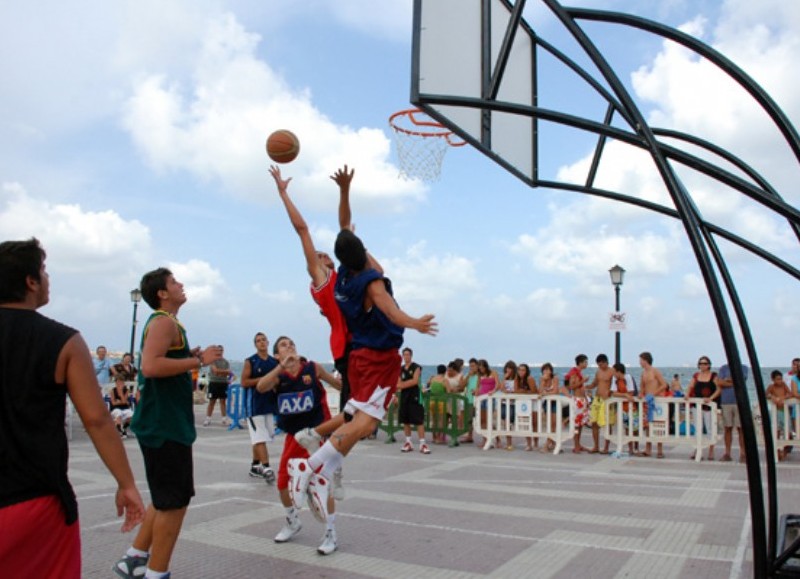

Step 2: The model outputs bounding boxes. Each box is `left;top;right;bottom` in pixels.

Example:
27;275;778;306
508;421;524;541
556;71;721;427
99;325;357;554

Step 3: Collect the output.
307;472;331;523
202;417;211;427
221;416;232;426
248;464;265;478
317;528;338;555
263;467;276;485
295;427;322;453
401;441;413;453
274;514;302;543
288;458;313;509
332;467;345;501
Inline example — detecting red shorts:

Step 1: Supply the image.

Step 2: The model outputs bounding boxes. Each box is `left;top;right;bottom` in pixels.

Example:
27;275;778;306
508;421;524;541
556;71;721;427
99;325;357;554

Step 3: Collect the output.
277;435;310;490
0;495;81;578
345;348;401;420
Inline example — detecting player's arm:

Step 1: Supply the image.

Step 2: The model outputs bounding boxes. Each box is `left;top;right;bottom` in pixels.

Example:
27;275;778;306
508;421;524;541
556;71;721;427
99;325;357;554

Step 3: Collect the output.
366;279;438;335
316;363;342;391
60;334;145;532
270;165;327;287
255;359;287;393
141;316;219;377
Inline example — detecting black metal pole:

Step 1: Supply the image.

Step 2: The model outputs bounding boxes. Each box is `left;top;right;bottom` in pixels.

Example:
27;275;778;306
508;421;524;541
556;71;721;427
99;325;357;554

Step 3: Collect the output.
614;284;621;365
129;301;138;362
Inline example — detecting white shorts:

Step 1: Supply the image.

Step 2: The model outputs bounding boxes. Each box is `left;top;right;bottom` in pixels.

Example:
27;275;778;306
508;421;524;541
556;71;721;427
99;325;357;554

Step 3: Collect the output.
247;414;275;445
344;385;391;421
111;408;133;422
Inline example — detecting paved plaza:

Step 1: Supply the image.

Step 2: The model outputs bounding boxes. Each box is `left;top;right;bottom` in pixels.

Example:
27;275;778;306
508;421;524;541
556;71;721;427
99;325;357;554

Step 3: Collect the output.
70;407;800;578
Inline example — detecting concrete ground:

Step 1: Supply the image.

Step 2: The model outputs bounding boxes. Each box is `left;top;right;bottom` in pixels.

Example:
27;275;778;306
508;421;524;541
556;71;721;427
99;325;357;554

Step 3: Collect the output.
69;406;800;578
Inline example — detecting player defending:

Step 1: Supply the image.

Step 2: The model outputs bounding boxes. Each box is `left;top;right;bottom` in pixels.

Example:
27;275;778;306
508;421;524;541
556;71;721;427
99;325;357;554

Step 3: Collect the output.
256;336;341;553
287;214;438;522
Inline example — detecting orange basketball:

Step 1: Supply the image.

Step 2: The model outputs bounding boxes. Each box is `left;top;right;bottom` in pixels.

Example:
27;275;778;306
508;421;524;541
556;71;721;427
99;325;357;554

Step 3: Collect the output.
266;130;300;164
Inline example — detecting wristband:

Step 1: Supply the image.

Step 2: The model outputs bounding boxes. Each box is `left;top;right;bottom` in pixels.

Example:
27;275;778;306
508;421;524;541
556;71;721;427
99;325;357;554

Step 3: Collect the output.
196;355;204;368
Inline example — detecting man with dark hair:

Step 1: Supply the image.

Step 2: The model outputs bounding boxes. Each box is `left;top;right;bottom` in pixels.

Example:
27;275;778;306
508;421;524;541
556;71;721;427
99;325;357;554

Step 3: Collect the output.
588;353;616;454
396;347;429;454
114;268;222;579
0;238;144;578
286;220;438;523
565;354;590;453
240;332;278;481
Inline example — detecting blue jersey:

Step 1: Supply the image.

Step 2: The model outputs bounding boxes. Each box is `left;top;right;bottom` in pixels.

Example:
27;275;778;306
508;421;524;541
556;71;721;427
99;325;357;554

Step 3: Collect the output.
275;361;327;435
245;353;278;416
334;265;403;351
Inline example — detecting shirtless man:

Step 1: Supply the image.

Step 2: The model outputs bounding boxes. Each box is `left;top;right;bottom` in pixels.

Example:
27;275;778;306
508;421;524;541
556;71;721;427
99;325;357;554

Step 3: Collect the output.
639;351;668;458
565;354;590;453
767;370;798;461
589;354;616;454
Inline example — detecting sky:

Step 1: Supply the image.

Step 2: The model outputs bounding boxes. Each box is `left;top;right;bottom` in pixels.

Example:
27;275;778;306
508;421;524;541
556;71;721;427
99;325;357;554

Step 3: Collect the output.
0;0;797;369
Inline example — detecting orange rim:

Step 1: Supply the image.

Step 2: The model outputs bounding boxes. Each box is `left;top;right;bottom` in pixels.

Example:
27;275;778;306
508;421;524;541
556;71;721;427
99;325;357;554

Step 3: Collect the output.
389;109;466;146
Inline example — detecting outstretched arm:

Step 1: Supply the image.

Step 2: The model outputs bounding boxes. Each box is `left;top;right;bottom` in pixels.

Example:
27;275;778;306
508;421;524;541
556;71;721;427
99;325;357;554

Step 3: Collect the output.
270;165;327;287
366;279;438;336
331;165;354;231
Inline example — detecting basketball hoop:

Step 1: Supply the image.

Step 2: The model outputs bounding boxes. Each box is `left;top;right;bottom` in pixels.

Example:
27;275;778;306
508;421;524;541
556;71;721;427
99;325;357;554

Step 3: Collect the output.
389;108;465;182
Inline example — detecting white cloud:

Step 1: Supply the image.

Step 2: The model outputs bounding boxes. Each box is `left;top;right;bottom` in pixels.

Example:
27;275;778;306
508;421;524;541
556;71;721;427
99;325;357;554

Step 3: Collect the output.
168;259;240;316
250;284;295;303
0;182;151;274
122;12;424;212
680;273;706;297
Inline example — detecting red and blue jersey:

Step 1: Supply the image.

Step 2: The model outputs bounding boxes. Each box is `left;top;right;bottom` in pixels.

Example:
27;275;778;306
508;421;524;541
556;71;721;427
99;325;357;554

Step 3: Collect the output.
274;361;330;435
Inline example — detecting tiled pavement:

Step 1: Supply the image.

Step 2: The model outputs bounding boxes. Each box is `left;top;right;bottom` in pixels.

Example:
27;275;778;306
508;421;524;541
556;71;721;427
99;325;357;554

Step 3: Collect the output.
70;407;800;578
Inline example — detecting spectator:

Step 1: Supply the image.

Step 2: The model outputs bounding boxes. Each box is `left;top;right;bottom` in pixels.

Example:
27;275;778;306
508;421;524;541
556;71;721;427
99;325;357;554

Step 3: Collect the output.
110;375;134;438
204;346;232;427
396;347;429;454
717;362;749;463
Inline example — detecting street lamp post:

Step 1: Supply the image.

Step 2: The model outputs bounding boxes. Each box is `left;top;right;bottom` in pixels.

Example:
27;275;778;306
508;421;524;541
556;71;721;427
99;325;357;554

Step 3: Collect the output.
129;288;142;364
609;265;626;365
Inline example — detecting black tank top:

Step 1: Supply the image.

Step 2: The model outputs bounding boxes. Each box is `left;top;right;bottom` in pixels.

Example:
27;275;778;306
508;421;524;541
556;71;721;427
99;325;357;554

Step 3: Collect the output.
0;308;78;523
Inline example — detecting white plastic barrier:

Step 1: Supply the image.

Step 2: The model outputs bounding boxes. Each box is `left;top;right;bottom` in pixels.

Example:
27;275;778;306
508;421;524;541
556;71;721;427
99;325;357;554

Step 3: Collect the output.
473;393;575;454
603;397;719;461
766;398;800;460
474;393;720;460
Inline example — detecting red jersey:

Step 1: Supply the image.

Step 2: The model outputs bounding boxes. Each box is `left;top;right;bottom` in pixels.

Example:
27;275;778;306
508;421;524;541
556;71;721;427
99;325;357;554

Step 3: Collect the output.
310;269;350;360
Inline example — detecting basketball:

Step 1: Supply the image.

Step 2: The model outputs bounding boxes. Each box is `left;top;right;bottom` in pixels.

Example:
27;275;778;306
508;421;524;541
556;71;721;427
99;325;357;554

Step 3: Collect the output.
266;130;300;164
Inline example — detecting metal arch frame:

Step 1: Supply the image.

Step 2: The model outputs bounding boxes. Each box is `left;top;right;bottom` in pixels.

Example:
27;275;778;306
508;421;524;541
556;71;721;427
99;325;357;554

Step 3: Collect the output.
410;0;800;576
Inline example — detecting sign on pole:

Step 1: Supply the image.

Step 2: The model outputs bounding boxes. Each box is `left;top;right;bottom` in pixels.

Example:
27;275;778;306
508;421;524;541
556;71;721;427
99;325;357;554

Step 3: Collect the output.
609;312;627;331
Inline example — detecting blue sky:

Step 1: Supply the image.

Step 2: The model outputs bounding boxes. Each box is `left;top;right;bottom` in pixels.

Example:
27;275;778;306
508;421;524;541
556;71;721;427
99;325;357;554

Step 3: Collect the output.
1;0;797;368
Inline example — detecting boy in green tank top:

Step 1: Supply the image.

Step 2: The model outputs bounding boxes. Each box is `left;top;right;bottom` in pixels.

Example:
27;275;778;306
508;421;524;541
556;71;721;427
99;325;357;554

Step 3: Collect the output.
114;268;222;579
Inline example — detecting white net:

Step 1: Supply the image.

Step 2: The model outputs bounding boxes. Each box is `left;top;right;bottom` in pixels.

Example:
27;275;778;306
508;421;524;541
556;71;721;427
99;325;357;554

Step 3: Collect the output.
389;109;462;182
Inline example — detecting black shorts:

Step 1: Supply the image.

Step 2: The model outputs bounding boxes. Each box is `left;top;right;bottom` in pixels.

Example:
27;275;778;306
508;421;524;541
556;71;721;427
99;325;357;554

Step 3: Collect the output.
334;349;351;422
208;382;228;399
398;398;425;425
140;440;195;510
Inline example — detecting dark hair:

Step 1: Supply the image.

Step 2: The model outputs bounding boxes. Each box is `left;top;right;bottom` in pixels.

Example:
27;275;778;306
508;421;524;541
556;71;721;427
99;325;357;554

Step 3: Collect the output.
504;360;517;375
640;351;653;365
477;359;490;375
0;238;46;303
575;354;588;365
140;267;172;310
447;361;459;371
273;335;291;355
254;332;266;343
334;229;367;271
468;357;478;365
453;358;464;371
771;370;783;379
541;362;554;374
596;353;609;364
402;347;413;355
613;362;626;374
436;364;446;374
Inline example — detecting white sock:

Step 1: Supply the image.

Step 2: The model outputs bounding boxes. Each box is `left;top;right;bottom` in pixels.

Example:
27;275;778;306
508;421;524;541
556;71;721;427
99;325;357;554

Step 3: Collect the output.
145;570;169;578
419;439;427;445
285;506;297;517
405;436;412;443
326;513;336;531
320;451;343;480
127;547;148;558
308;440;342;472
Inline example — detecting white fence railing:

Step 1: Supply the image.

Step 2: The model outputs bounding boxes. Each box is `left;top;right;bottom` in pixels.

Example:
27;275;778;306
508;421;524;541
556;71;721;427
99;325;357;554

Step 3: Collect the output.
753;398;800;461
473;393;720;460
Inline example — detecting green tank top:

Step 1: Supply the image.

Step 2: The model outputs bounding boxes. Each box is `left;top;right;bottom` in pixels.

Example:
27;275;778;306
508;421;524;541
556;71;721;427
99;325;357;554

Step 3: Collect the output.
429;379;446;396
131;311;196;447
